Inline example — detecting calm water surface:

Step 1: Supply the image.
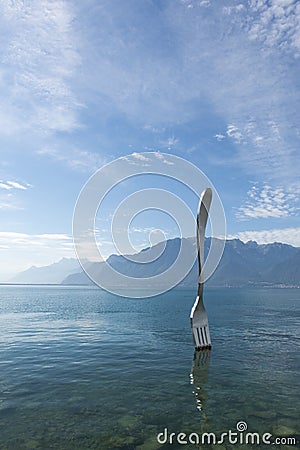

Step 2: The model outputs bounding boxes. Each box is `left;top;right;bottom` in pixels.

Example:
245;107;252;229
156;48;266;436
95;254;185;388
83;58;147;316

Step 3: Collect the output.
0;286;299;449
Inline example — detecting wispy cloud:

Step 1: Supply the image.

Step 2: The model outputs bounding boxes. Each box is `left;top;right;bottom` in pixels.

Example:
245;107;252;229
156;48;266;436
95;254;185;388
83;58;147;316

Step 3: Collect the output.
0;196;22;211
215;117;298;185
0;232;72;247
228;227;300;248
0;0;81;136
160;137;179;150
223;4;245;15
153;152;174;165
37;147;105;172
143;124;166;134
181;0;211;7
236;184;299;220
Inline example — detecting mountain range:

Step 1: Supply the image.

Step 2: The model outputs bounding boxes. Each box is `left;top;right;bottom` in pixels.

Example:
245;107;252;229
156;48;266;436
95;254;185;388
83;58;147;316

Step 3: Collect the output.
10;257;81;284
9;238;300;287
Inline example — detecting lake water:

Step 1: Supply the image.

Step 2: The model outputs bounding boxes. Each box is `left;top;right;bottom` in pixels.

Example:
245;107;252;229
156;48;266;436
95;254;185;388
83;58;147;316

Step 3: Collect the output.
0;286;299;449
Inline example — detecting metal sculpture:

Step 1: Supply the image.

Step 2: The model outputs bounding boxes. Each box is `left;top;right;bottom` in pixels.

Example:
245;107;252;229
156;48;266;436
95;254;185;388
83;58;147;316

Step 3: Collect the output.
190;188;212;350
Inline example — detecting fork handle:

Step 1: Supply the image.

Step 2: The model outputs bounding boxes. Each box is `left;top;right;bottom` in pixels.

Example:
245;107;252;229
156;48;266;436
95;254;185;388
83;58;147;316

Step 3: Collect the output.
197;188;212;297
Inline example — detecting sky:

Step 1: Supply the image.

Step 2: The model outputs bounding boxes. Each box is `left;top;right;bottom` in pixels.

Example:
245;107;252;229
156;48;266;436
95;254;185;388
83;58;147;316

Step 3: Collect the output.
0;0;299;280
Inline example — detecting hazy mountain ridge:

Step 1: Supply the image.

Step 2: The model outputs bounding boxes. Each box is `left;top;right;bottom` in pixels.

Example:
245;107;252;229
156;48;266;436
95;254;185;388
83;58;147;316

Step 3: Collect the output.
9;258;82;284
61;238;300;288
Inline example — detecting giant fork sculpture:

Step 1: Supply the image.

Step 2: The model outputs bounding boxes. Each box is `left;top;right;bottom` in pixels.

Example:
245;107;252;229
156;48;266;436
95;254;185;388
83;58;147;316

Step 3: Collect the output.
190;188;212;351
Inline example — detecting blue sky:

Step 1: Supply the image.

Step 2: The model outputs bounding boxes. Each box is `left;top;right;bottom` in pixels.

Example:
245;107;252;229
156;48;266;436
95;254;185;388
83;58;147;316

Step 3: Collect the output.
0;0;299;280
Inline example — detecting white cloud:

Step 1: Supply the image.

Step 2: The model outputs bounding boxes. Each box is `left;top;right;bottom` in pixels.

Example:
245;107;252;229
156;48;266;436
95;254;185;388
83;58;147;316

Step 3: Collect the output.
215;134;226;141
131;152;150;162
236;184;299;220
199;0;211;6
0;180;30;190
0;183;11;191
228;227;300;248
0;0;81;135
6;181;28;190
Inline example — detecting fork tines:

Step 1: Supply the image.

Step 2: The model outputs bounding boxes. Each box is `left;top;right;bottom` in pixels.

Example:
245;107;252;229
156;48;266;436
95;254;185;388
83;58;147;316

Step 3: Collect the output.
193;325;211;350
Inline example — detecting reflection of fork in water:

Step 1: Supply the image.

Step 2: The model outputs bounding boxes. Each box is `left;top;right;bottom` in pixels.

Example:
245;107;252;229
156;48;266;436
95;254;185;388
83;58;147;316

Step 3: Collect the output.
190;350;211;412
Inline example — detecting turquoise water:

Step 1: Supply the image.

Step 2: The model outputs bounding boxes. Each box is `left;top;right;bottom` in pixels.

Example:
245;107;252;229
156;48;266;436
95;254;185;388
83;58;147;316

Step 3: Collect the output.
0;286;299;449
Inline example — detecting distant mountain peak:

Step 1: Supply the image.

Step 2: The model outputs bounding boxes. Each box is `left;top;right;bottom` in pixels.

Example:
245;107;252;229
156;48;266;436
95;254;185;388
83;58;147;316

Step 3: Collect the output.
245;240;258;247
